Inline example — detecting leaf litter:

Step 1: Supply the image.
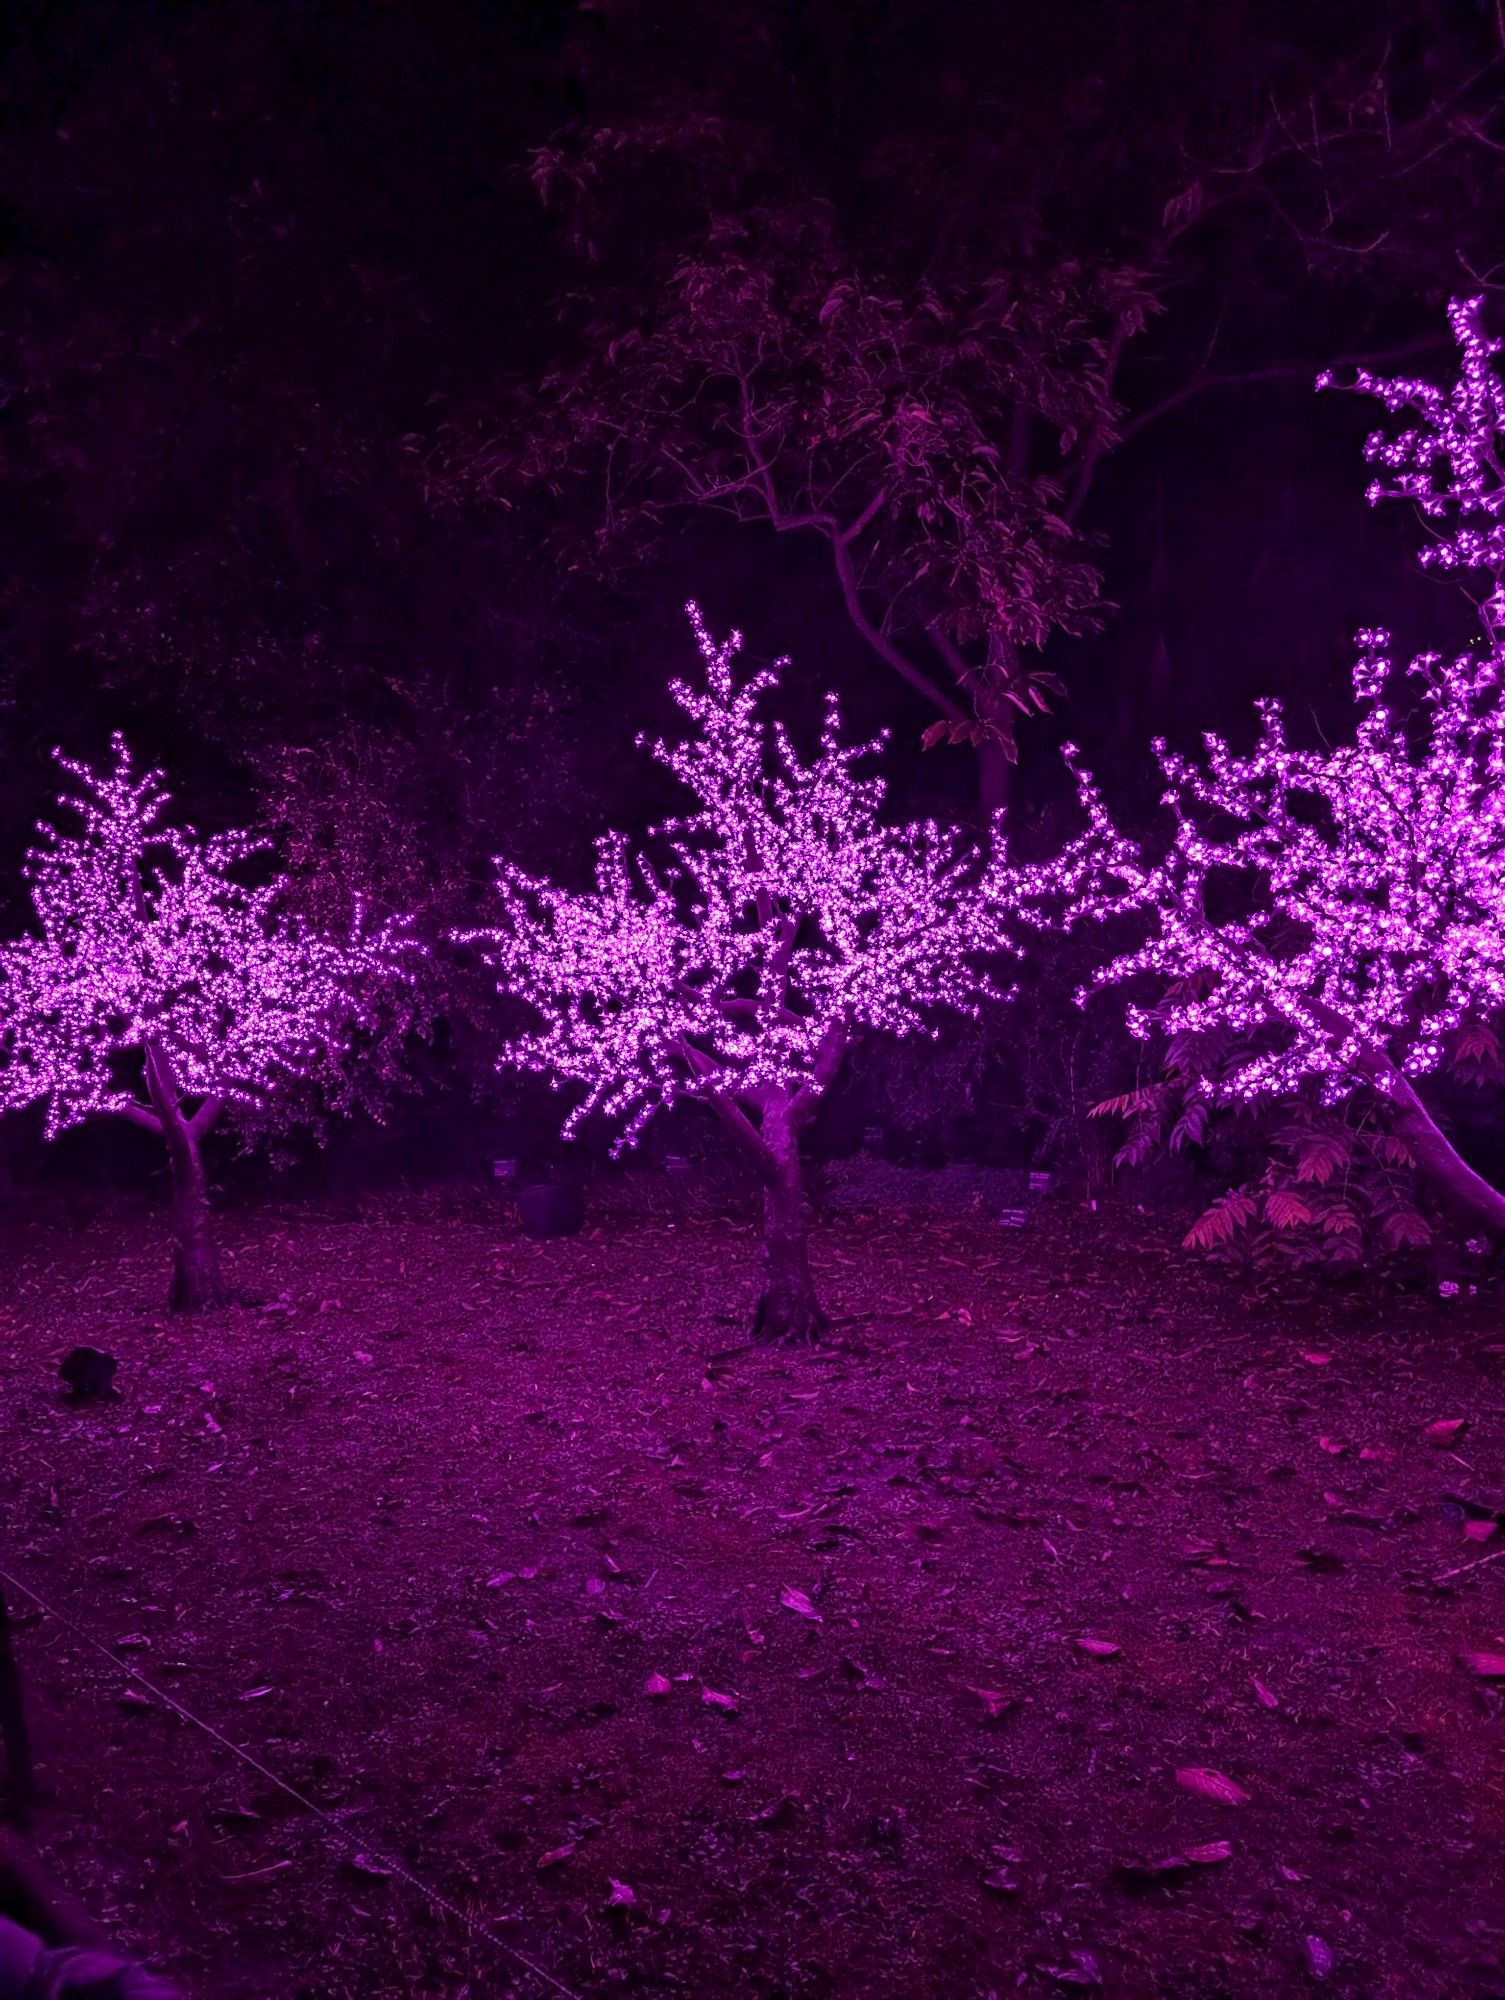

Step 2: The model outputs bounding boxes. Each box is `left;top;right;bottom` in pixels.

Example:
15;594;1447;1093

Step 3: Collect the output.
2;1195;1500;1998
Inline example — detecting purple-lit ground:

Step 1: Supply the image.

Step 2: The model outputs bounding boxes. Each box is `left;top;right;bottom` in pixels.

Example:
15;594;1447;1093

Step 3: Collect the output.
2;1194;1502;1998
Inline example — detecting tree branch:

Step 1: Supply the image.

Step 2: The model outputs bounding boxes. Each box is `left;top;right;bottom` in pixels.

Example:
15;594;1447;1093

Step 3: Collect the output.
1117;365;1315;445
114;1103;163;1134
1064;317;1129;524
733;376;964;722
707;1092;782;1179
1360;1047;1505;1230
1007;401;1032;481
789;1018;848;1126
762;913;799;1018
675;1031;781;1177
838;488;888;546
1116;336;1447;450
188;1095;224;1142
1304;997;1505;1229
827;531;966;720
926;619;973;685
734;381;838;536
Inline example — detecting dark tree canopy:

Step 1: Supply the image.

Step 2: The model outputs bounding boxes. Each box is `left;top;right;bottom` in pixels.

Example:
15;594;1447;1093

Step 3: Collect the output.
425;114;1147;800
423;0;1505;806
1;0;1503;1138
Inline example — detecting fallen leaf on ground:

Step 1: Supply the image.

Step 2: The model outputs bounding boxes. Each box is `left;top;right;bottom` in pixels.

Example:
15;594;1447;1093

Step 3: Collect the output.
1175;1766;1249;1805
1124;1834;1236;1883
536;1844;576;1870
779;1584;822;1621
839;1656;886;1690
643;1673;672;1697
1424;1417;1467;1444
1295;1548;1345;1572
1075;1636;1120;1657
1304;1934;1334;1980
1038;1948;1102;1988
1460;1651;1505;1676
752;1797;799;1829
1116;1853;1185;1884
605;1879;635;1908
1463;1519;1497;1542
963;1685;1015;1720
135;1513;195;1538
701;1686;739;1711
1251;1679;1279;1710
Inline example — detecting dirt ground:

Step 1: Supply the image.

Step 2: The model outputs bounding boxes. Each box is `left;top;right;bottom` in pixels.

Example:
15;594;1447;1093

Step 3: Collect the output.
2;1187;1504;2000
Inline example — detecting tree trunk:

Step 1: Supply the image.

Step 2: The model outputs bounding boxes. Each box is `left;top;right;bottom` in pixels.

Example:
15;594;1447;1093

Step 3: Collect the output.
1306;1004;1505;1236
696;1033;845;1343
746;1097;828;1343
143;1045;227;1313
1380;1065;1505;1232
754;1153;828;1342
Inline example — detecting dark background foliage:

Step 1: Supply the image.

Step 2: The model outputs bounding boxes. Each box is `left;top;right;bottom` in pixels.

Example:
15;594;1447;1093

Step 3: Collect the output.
2;0;1503;1200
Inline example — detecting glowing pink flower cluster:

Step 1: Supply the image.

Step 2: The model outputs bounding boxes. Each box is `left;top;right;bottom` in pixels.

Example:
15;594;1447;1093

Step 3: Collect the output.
0;737;411;1137
462;604;1041;1148
1073;301;1505;1106
1321;297;1505;632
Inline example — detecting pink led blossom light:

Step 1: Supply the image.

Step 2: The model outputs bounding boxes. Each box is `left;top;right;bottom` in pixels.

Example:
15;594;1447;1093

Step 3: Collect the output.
1069;299;1505;1132
0;736;411;1137
1321;296;1505;633
461;603;1047;1153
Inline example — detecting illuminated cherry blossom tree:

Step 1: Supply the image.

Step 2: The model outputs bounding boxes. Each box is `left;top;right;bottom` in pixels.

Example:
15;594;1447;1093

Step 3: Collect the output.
461;605;1045;1339
0;739;411;1310
1069;297;1505;1234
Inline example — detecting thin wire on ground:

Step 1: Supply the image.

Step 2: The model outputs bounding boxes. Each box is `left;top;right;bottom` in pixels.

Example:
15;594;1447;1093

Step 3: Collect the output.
0;1560;582;2000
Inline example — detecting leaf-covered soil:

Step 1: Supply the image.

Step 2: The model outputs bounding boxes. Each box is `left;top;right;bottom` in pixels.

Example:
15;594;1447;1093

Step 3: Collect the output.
2;1189;1505;1999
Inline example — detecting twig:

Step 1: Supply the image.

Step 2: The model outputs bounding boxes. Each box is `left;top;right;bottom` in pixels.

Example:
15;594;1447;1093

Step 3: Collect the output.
1432;1545;1505;1584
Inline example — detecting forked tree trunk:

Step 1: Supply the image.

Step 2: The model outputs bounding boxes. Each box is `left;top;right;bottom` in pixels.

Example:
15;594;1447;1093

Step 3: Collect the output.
143;1044;227;1313
697;1027;845;1343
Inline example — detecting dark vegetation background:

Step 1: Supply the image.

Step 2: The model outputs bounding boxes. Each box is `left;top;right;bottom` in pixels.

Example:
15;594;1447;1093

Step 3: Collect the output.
3;0;1504;1217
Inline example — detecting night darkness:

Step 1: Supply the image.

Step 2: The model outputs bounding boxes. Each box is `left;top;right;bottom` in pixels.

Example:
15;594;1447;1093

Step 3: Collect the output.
3;5;1505;1996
